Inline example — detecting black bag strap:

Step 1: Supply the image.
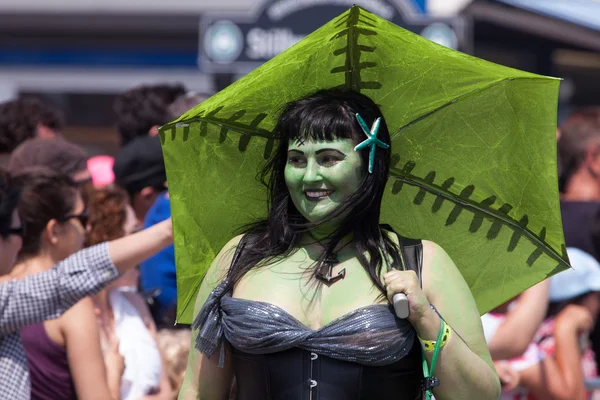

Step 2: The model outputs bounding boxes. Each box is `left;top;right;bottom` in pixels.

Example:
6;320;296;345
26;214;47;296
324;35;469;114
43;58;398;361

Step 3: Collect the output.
399;237;423;288
381;224;423;288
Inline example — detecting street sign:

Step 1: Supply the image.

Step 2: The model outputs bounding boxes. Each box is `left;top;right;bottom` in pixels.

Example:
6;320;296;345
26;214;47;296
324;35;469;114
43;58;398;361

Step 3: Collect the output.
199;0;470;73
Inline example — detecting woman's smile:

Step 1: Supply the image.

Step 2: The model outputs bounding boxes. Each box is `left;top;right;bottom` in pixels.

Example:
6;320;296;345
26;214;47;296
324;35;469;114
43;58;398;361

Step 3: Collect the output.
284;138;364;222
304;189;334;201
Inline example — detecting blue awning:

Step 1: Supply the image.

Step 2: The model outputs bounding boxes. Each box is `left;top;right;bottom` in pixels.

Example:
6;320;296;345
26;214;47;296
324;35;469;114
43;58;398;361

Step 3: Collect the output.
497;0;600;32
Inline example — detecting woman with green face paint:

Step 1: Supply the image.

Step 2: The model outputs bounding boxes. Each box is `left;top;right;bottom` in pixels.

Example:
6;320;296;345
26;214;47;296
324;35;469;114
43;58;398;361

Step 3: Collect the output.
179;90;500;400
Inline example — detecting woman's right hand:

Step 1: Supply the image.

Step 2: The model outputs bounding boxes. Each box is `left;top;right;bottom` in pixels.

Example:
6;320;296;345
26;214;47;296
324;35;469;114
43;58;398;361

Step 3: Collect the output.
102;333;125;400
494;361;520;392
556;304;594;334
103;334;125;379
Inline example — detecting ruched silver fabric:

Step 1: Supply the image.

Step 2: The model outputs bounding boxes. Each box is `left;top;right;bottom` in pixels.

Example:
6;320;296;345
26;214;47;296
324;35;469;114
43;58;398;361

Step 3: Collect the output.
193;280;416;368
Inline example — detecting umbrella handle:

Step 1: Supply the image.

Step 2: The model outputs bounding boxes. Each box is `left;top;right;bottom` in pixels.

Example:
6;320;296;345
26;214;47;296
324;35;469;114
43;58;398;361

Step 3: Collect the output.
393;293;410;319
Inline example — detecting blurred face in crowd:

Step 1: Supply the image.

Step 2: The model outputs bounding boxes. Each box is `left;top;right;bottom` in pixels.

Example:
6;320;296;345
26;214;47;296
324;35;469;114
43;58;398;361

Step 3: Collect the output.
36;123;60;139
50;192;87;262
109;204;139;289
72;168;93;208
124;204;138;235
0;210;24;276
581;291;600;322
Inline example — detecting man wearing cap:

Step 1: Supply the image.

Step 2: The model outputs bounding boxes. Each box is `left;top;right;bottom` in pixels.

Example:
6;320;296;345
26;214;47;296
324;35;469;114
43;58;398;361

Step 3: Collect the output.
135;92;210;327
113;134;173;325
113;135;167;227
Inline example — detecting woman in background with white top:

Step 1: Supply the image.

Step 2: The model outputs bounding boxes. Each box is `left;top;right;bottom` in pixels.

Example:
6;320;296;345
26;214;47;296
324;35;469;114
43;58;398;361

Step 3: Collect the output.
87;184;172;400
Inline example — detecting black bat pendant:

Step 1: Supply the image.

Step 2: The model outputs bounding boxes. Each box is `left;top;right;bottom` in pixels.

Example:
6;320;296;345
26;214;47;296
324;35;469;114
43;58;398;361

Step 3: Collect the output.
316;252;346;284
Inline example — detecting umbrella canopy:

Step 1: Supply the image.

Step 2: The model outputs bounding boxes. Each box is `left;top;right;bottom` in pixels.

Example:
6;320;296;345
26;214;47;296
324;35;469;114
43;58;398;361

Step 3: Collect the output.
160;6;567;324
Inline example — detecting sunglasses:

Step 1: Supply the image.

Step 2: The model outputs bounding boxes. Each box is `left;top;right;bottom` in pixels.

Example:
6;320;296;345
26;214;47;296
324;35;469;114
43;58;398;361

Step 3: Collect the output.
62;210;89;228
74;177;93;187
6;223;25;238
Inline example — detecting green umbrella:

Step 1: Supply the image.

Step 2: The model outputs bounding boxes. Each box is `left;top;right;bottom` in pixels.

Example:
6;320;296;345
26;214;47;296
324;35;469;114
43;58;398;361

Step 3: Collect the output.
160;5;567;324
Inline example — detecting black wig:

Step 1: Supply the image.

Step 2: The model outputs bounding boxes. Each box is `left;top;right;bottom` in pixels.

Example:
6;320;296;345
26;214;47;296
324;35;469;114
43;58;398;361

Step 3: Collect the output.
221;89;402;298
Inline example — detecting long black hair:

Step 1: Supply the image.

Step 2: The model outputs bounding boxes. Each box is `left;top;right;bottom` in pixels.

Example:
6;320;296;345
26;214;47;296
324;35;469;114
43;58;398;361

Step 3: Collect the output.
0;168;20;239
221;89;402;298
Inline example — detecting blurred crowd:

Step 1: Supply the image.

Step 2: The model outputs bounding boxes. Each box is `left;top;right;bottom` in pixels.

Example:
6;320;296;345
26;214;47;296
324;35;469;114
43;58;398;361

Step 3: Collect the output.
484;107;600;400
0;85;209;400
1;85;600;400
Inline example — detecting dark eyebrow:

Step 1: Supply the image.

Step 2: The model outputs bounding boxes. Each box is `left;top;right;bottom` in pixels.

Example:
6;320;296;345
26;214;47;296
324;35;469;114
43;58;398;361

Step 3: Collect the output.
287;149;347;156
316;149;346;156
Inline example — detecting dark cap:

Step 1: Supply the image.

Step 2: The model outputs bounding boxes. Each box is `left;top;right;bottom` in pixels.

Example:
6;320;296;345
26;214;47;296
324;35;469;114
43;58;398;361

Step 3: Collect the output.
113;135;166;195
8;138;88;178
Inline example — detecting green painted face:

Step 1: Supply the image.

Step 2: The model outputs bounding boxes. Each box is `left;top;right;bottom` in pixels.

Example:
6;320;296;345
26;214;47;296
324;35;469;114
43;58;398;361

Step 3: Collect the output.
284;138;364;223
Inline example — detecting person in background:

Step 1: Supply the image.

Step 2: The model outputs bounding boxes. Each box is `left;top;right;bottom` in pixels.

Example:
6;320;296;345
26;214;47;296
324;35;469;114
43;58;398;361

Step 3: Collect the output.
9;168;125;400
484;248;599;400
156;329;191;399
484;303;590;400
167;91;210;118
8;137;91;185
86;184;172;399
557;107;600;366
481;282;550;397
537;247;600;400
0;97;63;155
113;134;167;228
139;91;210;327
0;166;174;400
113;83;186;146
559;107;600;260
483;281;550;361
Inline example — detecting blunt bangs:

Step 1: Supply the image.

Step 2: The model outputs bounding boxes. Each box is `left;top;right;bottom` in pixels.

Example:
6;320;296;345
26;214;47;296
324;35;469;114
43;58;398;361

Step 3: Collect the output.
279;101;363;145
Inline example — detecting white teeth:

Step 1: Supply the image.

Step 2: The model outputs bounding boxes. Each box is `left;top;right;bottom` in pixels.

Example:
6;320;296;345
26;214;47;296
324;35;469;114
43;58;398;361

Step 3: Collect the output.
305;191;332;198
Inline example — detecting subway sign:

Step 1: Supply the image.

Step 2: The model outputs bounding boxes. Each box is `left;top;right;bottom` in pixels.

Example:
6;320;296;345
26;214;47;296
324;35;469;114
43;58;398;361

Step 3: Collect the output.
199;0;469;73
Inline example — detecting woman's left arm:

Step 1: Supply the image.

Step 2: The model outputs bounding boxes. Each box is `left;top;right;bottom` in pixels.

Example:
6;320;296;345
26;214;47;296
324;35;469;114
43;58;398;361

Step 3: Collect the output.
384;240;500;400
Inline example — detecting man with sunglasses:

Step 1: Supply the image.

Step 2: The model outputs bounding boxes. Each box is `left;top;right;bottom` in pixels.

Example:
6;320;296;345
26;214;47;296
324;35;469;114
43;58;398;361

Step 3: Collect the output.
0;169;174;400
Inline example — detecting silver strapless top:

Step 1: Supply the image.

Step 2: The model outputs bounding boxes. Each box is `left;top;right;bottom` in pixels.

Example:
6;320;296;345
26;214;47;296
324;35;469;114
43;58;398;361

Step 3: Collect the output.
193;280;417;367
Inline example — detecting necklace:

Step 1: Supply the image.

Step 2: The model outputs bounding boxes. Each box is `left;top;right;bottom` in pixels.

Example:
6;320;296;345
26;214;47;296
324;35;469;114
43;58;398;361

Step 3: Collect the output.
311;235;352;285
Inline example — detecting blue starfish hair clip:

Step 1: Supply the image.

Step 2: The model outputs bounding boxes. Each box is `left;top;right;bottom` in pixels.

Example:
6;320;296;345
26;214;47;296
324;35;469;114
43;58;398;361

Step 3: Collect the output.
354;113;390;173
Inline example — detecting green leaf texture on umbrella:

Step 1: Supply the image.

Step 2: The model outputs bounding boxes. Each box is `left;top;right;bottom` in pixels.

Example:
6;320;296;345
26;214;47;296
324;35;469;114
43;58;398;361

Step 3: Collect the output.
160;6;567;324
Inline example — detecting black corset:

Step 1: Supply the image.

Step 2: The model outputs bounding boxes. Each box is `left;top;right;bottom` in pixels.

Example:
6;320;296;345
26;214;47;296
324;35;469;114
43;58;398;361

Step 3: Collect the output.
230;344;423;400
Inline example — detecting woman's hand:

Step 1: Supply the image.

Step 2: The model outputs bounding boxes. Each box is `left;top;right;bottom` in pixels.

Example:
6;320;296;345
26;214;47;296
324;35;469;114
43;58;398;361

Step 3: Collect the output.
556;304;594;335
494;361;520;392
103;334;125;380
100;329;125;400
383;270;439;336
